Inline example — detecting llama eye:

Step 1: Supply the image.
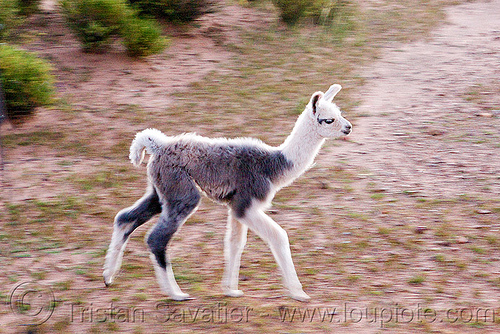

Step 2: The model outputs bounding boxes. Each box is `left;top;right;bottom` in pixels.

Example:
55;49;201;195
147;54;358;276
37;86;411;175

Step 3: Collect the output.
317;118;335;125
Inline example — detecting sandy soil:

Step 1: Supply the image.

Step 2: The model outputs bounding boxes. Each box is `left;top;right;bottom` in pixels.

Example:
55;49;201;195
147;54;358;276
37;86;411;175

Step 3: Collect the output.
335;0;499;199
1;0;499;333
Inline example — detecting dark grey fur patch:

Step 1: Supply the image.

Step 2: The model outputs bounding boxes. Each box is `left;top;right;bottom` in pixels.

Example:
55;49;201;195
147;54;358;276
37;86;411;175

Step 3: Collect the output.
120;135;295;270
184;144;292;217
148;138;293;219
146;169;201;269
115;188;162;241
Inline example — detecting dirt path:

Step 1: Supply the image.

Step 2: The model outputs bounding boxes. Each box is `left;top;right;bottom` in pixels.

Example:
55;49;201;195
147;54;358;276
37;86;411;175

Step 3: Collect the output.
336;0;499;199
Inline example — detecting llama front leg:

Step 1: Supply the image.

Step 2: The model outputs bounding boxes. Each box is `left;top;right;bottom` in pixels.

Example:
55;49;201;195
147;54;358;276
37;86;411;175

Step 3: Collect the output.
238;205;310;301
222;210;248;297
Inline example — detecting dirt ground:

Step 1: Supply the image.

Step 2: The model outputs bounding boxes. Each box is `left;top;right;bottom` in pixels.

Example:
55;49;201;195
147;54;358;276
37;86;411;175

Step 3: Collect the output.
1;0;499;333
336;0;500;199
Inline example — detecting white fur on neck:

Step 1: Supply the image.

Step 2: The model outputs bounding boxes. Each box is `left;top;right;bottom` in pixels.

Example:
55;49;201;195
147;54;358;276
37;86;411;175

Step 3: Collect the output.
278;107;325;186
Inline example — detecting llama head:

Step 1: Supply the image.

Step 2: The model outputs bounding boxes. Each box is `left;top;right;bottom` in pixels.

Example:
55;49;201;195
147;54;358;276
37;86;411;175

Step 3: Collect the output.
308;84;352;138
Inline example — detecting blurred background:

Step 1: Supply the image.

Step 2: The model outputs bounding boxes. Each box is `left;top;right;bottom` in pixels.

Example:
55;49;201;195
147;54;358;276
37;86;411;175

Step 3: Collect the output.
0;0;499;332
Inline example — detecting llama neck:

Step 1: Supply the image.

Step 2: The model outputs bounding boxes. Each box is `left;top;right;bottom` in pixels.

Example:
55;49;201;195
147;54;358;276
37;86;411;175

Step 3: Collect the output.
279;111;325;183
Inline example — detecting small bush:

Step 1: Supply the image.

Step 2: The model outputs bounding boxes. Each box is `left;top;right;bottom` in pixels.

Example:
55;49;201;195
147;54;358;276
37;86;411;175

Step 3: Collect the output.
128;0;216;23
0;0;22;41
0;44;55;121
62;0;166;57
18;0;41;16
272;0;314;26
272;0;354;28
61;0;130;52
0;0;41;42
122;17;167;57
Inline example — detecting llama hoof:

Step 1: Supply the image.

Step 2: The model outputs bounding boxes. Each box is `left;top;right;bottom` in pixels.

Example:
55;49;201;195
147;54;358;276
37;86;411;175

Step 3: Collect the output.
224;289;244;298
103;273;113;287
289;290;311;302
170;293;192;301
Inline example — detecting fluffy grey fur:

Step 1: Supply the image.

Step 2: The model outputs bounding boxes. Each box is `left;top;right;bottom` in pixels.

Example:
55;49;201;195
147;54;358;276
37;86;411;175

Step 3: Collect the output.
129;132;292;269
148;133;292;217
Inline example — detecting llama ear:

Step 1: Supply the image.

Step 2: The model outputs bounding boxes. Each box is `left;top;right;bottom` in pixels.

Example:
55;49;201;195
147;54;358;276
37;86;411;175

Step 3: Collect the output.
310;92;323;115
323;84;342;102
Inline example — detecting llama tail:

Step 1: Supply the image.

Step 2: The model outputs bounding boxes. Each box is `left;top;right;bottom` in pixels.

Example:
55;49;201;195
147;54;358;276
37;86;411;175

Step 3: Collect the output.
129;128;167;166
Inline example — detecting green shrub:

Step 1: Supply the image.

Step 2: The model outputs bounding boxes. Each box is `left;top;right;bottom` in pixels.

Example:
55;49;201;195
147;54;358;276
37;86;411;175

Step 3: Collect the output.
122;17;167;57
272;0;354;28
272;0;314;25
61;0;131;52
62;0;166;57
0;0;41;42
0;0;22;41
0;44;55;120
128;0;215;23
18;0;41;16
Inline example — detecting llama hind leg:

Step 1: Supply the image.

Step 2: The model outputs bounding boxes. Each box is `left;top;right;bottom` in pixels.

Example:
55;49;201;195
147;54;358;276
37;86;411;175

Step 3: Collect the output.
222;209;248;297
148;206;199;300
147;174;200;300
103;186;162;286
